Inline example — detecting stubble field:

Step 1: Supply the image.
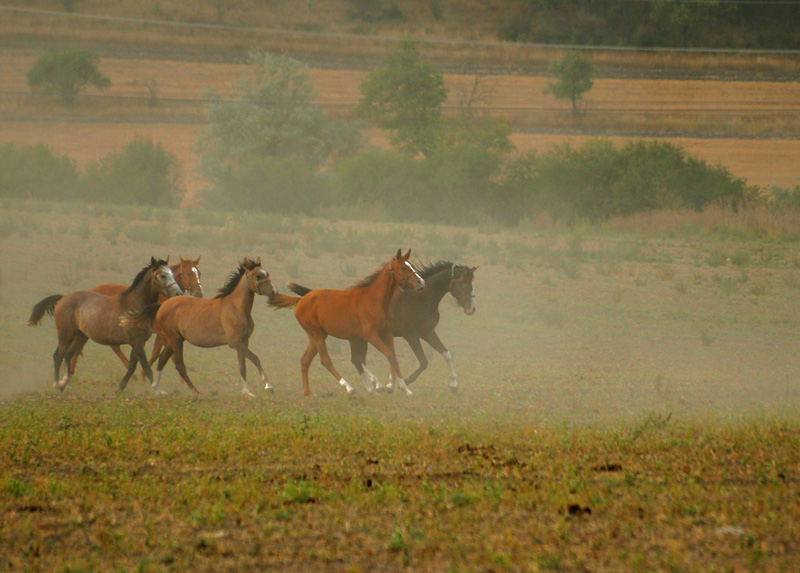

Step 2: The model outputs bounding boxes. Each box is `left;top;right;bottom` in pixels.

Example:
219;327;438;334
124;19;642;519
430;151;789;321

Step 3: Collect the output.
3;13;800;568
2;200;800;570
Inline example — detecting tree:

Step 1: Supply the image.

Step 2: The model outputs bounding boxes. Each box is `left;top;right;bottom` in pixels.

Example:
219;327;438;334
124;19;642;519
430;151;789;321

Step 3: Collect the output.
196;51;364;213
357;40;448;157
82;136;183;207
544;50;594;118
27;48;111;106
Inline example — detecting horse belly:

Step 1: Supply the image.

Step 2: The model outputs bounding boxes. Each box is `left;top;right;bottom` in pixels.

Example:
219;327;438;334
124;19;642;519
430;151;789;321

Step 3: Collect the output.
177;311;227;349
71;295;129;346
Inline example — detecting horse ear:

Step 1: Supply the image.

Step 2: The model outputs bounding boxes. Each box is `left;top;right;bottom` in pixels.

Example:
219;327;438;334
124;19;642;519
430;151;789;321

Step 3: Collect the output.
395;248;402;259
404;249;411;260
165;255;170;264
471;266;479;273
255;256;262;266
150;256;157;266
195;256;201;264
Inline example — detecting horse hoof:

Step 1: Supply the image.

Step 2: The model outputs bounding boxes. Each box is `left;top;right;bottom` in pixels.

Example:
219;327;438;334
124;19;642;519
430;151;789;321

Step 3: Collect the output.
243;390;256;398
264;384;274;393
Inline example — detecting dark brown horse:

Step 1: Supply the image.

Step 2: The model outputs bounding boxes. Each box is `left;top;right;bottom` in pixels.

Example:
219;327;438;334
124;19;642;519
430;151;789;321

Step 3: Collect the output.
268;249;425;397
290;261;477;392
25;257;183;393
74;256;203;373
127;258;274;396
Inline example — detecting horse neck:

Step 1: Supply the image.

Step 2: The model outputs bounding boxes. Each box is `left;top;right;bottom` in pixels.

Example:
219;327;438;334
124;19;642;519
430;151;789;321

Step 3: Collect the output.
364;263;396;309
122;270;159;308
417;267;453;306
227;274;255;314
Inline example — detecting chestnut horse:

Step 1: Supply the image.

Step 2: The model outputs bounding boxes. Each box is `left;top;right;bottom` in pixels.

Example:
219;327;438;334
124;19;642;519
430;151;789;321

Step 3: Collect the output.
127;257;274;396
25;257;183;393
75;256;203;373
268;249;425;397
290;261;477;392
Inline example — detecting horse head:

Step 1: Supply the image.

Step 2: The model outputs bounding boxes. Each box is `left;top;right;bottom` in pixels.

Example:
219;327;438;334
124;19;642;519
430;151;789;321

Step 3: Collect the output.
390;249;425;293
243;257;275;297
176;255;204;298
150;256;183;298
449;265;478;316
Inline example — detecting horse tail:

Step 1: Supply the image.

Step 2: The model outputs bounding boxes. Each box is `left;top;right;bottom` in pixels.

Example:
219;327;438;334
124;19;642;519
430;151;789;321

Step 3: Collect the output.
121;302;161;331
267;292;301;310
287;282;313;297
25;294;63;327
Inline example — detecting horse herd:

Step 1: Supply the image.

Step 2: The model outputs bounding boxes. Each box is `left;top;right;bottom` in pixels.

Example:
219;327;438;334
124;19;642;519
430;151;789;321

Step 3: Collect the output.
25;250;478;398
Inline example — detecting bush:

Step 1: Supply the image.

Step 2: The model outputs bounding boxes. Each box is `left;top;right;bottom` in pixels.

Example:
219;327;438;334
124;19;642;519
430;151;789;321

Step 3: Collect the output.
27;47;111;105
333;145;503;225
203;157;331;215
82;136;183;207
0;143;80;200
498;139;754;223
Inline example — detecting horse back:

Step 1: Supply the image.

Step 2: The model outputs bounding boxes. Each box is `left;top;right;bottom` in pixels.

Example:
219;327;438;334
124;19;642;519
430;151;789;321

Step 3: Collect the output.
55;290;132;346
295;287;390;339
91;283;127;297
156;295;229;348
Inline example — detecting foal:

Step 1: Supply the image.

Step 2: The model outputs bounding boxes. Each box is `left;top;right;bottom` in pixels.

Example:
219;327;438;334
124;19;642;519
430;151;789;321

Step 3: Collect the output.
268;249;425;397
131;257;274;396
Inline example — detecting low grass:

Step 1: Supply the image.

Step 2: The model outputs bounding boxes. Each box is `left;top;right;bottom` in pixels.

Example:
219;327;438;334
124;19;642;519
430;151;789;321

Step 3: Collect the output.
2;199;800;569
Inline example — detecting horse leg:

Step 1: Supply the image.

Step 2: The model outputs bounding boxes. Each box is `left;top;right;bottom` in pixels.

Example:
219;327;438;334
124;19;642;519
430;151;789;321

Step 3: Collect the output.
55;333;87;391
143;334;165;381
151;345;174;394
233;343;271;395
421;330;458;391
315;338;354;395
403;336;429;387
111;345;131;369
298;341;319;397
116;346;142;394
171;340;200;395
367;331;412;396
349;338;379;393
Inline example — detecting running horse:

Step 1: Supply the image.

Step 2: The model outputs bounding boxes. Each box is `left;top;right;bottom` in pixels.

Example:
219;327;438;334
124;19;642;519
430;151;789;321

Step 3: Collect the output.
268;249;425;397
72;256;203;373
126;257;274;396
25;257;183;393
290;261;477;392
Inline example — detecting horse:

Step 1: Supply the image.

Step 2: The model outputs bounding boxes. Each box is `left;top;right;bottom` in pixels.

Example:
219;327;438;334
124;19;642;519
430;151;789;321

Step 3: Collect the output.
73;256;204;373
126;257;274;396
290;261;477;392
268;249;425;397
25;257;183;393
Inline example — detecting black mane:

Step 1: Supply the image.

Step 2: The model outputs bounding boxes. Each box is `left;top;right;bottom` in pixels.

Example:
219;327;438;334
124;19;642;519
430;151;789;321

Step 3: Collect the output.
215;265;246;299
123;258;168;295
416;260;455;280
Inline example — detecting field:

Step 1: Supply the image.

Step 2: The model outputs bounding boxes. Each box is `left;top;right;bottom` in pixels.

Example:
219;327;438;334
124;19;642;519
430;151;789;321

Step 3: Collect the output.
3;4;800;569
2;200;800;570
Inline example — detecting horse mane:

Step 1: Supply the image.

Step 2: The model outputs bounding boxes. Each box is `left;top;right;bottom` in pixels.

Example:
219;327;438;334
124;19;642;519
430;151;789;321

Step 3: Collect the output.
215;265;246;299
416;260;456;279
123;258;168;295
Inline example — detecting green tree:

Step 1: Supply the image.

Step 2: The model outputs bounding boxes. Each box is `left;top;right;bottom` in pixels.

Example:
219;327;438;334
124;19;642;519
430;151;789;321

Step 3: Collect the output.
196;51;363;213
544;50;594;118
82;136;183;207
357;40;448;157
27;48;111;106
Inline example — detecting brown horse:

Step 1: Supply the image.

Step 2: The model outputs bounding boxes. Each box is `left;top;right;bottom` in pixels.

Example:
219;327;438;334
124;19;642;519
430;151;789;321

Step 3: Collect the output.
74;256;204;373
268;249;425;397
25;257;183;393
128;257;274;396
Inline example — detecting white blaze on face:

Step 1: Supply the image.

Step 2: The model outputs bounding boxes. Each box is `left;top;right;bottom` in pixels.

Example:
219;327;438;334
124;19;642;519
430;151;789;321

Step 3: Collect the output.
405;261;425;289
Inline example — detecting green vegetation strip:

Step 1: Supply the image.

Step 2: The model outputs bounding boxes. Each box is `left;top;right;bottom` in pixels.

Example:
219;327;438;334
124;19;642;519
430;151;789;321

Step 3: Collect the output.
2;395;799;571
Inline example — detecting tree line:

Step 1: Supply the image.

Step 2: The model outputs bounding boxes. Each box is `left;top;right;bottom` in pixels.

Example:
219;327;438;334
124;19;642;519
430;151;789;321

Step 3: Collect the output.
5;43;775;225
